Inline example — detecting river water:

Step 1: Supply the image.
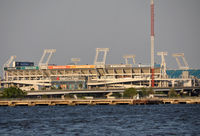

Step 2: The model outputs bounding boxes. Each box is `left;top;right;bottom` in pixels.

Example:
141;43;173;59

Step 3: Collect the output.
0;104;200;136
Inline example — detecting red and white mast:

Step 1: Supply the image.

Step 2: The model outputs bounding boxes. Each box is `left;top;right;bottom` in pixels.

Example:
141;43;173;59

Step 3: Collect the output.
151;0;155;87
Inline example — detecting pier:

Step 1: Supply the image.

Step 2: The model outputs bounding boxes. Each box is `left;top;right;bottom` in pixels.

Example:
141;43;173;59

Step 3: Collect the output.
0;98;200;106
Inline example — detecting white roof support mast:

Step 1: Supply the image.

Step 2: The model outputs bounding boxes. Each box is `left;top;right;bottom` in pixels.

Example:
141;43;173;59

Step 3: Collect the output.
39;49;56;69
123;55;136;65
3;56;16;79
157;52;168;78
71;58;80;65
94;48;109;67
172;53;189;70
3;56;16;68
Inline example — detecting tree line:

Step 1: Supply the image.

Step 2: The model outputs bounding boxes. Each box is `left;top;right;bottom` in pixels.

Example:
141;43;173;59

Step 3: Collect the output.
0;86;181;98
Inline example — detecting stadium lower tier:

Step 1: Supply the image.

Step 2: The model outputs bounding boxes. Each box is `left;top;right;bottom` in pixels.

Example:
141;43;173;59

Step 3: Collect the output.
2;67;199;91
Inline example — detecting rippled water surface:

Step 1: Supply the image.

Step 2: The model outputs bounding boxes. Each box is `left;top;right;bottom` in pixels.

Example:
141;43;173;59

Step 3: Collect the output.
0;104;200;136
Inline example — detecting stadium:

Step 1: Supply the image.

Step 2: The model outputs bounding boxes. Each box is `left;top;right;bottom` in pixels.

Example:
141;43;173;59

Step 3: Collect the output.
1;48;200;91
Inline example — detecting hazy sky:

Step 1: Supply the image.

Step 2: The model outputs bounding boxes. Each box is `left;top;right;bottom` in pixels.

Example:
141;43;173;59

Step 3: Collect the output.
0;0;200;73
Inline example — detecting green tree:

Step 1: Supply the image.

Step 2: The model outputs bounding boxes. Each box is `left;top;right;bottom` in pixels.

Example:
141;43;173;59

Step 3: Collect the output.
139;87;155;98
168;88;177;98
123;88;137;98
2;87;27;98
139;88;148;97
147;87;155;95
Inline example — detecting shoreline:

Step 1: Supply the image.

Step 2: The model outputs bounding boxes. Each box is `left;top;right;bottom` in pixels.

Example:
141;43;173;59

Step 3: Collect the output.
0;98;200;106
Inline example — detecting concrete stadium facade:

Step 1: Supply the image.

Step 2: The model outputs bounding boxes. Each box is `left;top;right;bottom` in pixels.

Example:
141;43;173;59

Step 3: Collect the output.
2;64;198;91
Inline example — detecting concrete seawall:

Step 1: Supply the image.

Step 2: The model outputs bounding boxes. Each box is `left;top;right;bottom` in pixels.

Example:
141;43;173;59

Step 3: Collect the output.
0;98;200;106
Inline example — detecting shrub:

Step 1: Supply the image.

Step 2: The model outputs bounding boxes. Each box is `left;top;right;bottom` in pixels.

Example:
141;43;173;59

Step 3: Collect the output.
123;88;137;98
139;88;147;97
168;88;178;98
139;88;154;98
78;83;83;89
2;87;27;98
147;87;155;94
